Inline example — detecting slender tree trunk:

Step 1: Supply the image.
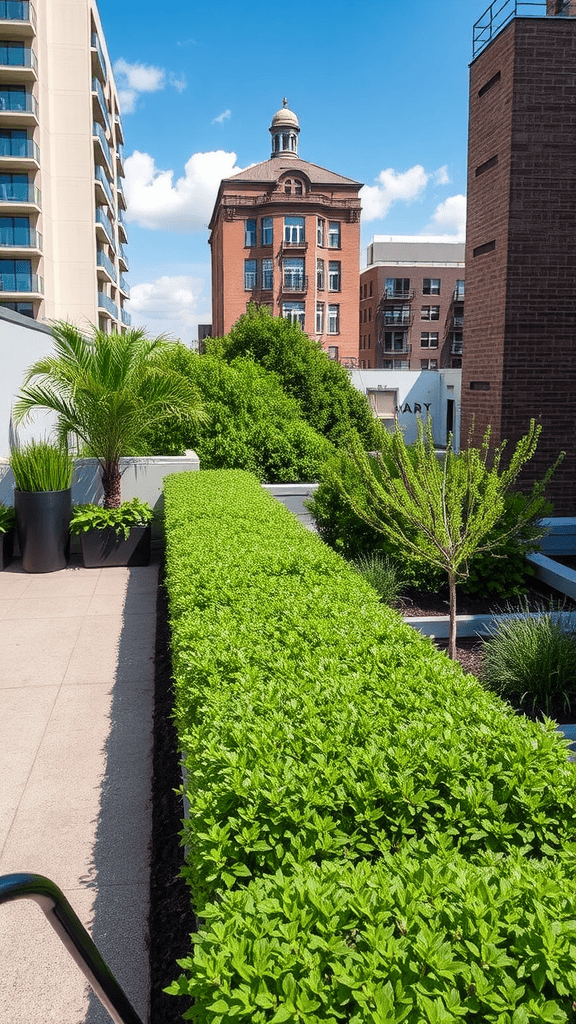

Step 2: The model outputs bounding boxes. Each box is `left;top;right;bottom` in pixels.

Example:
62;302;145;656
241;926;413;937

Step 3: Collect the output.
101;461;122;509
448;569;457;660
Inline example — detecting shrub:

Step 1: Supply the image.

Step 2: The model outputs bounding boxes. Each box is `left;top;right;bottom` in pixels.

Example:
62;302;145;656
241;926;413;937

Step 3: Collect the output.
164;470;576;1022
351;552;406;606
10;439;74;492
70;497;154;539
143;346;333;482
482;605;576;719
208;304;383;450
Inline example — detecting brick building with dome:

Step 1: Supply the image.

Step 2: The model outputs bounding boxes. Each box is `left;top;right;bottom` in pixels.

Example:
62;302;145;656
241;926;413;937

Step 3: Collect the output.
208;101;363;366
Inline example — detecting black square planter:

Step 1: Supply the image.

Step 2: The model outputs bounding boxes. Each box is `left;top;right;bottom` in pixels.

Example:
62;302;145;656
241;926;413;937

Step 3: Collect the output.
0;529;14;570
79;525;151;568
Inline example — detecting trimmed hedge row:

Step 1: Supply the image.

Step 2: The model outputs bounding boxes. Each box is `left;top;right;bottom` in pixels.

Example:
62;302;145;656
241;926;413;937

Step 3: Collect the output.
164;471;576;1023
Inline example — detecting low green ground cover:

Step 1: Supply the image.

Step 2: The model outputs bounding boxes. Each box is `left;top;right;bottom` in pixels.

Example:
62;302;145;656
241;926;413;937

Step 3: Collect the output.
164;470;576;1023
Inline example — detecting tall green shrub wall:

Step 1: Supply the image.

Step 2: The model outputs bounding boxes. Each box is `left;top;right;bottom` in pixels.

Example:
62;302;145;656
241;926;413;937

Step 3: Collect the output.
164;470;576;1023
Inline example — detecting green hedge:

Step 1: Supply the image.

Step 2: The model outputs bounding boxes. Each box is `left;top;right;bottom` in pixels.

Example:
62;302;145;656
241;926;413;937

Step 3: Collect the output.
164;470;576;1023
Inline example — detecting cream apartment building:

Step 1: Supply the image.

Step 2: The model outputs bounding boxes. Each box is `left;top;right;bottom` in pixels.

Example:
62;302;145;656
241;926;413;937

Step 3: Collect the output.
0;0;129;331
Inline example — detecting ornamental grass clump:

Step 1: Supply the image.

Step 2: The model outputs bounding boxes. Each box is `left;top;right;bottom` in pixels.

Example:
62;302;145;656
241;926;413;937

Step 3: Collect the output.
10;440;73;492
351;551;406;606
482;604;576;719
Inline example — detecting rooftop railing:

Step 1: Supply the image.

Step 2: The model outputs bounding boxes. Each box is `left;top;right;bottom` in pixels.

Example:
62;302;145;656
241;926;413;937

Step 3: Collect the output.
473;0;573;57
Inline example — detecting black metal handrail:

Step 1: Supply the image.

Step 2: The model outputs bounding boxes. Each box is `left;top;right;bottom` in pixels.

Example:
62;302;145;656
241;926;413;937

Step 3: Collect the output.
0;873;144;1024
473;0;573;58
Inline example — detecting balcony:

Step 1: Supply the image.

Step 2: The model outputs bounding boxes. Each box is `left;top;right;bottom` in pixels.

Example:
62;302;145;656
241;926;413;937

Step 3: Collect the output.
0;45;37;79
451;340;463;356
383;287;414;300
450;315;464;328
0;270;42;294
96;249;116;282
118;243;128;272
280;237;307;252
0;135;39;167
0;88;37;124
91;31;107;82
383;311;413;326
380;340;412;357
117;209;128;243
97;290;117;319
281;275;308;293
0;181;40;209
119;274;129;297
121;306;131;326
91;77;110;132
0;1;36;35
116;180;126;210
95;205;114;245
93;121;112;176
0;226;41;251
94;163;113;207
116;142;124;177
115;114;124;145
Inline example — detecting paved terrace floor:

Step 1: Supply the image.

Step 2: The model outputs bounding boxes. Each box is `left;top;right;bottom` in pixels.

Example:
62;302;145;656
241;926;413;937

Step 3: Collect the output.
0;555;159;1024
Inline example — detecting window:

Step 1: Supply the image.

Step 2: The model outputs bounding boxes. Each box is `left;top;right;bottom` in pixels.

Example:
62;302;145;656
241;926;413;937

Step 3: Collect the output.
420;332;439;348
383;359;409;370
328;261;341;291
423;278;441;295
0;42;25;66
284;216;305;244
245;219;256;247
328;346;339;360
284;178;303;195
454;279;465;300
261;217;273;246
316;302;324;333
316;258;324;290
367;334;371;349
283;301;305;328
0;300;33;316
0;172;29;201
262;258;273;290
0;128;28;157
328;304;339;334
369;280;373;297
473;240;496;257
368;307;372;321
367;389;397;429
244;259;257;290
283;257;305;290
0;85;28;111
420;359;438;370
317;217;324;246
385;305;410;325
385;277;410;297
328;221;340;248
384;331;407;352
0;257;31;290
421;305;440;321
0;215;30;245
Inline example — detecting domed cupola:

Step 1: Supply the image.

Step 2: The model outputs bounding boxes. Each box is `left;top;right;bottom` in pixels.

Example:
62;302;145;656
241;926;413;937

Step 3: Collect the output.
269;99;300;158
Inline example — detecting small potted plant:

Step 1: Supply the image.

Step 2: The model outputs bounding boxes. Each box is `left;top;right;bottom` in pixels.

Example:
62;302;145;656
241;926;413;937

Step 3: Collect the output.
0;503;16;570
70;497;154;568
10;440;74;573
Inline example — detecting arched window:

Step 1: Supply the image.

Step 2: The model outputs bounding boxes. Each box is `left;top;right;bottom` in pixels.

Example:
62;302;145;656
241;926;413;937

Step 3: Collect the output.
284;178;304;195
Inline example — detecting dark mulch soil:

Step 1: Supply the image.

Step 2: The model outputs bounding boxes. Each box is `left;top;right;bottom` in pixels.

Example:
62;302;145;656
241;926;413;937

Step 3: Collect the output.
149;568;195;1023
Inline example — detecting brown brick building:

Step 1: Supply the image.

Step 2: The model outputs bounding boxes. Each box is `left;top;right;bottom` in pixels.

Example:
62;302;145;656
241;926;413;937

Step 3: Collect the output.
359;238;464;370
462;0;576;512
208;102;362;365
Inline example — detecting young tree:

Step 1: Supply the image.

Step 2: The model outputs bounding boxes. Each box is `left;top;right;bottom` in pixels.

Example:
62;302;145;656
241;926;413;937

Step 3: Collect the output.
13;322;204;508
337;418;561;659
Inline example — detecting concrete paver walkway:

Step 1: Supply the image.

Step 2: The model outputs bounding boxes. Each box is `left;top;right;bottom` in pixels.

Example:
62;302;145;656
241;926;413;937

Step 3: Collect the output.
0;556;158;1023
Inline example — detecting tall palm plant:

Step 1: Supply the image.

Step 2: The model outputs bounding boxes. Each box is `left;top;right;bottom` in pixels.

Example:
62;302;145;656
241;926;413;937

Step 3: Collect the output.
13;322;204;508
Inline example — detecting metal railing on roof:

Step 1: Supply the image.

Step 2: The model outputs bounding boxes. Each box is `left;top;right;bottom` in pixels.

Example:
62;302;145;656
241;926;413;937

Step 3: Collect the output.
473;0;574;57
0;873;144;1024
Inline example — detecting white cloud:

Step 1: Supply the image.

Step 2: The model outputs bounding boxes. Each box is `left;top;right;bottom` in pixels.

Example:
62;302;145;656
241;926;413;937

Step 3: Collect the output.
127;275;208;341
113;58;186;113
360;165;429;221
212;109;231;125
433;165;451;186
124;149;243;231
428;194;467;238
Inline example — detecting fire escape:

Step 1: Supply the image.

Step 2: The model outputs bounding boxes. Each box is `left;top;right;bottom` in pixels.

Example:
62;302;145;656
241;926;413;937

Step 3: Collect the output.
441;281;464;368
375;283;414;368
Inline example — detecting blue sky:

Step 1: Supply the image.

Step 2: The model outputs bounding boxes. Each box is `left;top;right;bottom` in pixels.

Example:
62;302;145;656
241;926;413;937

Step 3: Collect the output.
96;0;480;341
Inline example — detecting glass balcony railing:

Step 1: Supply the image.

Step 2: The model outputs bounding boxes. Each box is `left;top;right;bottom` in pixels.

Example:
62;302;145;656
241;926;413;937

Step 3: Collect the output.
0;270;42;292
93;121;112;171
91;77;110;132
119;274;129;295
97;291;117;318
121;307;131;326
0;1;36;26
94;164;113;205
0;89;37;115
96;249;116;280
95;206;114;242
118;243;129;269
0;137;39;160
0;182;40;203
0;226;41;248
90;32;107;81
0;45;37;71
